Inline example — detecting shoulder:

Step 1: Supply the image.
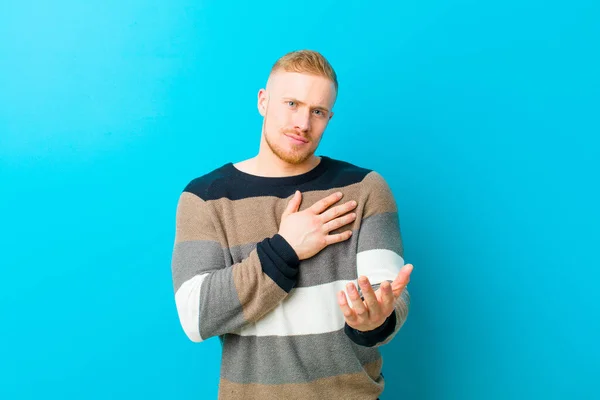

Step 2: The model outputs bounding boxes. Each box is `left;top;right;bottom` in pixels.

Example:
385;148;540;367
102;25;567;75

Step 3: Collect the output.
325;157;397;217
181;162;233;200
325;156;391;192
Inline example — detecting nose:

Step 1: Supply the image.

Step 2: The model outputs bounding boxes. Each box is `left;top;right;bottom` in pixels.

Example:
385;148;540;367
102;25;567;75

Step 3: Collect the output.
293;109;311;133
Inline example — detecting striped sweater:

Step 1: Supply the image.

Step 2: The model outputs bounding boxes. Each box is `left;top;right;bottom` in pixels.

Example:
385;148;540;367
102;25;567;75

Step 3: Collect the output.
171;155;410;400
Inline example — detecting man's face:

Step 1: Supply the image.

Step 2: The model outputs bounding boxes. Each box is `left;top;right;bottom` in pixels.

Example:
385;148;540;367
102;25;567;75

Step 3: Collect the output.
258;71;336;165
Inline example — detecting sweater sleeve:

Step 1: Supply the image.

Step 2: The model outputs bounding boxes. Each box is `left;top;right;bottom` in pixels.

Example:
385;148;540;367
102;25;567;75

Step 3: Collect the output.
344;171;411;347
171;191;299;343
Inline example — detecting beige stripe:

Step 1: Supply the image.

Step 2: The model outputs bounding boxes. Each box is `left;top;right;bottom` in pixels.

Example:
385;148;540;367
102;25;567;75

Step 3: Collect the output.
218;360;384;400
363;357;383;382
361;171;398;219
206;171;396;247
232;250;287;322
174;192;219;243
209;195;285;248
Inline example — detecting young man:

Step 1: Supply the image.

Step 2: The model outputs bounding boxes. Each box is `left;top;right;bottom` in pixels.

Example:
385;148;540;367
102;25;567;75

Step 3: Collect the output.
171;50;414;399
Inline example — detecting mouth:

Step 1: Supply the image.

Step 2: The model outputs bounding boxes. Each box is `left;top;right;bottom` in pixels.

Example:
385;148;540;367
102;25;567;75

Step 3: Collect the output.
284;133;309;144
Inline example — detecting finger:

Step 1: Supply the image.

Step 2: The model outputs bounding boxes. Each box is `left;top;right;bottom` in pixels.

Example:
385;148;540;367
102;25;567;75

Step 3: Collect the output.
282;190;302;218
322;212;356;233
323;230;353;246
391;264;413;296
346;282;368;318
319;200;357;223
358;276;381;319
337;291;357;323
380;281;395;316
309;192;343;215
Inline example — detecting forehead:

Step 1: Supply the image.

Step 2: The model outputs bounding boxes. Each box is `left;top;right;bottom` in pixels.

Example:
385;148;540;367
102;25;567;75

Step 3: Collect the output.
269;71;337;108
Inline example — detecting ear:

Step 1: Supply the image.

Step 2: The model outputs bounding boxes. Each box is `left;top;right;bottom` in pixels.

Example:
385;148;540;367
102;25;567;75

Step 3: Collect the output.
257;89;267;117
329;111;334;120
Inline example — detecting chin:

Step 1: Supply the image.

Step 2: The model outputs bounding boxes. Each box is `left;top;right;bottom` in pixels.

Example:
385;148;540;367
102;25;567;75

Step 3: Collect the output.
264;131;316;165
278;149;314;165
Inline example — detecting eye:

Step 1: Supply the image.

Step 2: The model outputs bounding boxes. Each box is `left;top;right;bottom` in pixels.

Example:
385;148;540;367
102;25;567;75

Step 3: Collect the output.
313;109;325;117
287;101;296;107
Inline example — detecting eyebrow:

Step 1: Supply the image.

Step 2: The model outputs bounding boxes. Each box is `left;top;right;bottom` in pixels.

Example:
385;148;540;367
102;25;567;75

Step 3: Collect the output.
283;97;330;114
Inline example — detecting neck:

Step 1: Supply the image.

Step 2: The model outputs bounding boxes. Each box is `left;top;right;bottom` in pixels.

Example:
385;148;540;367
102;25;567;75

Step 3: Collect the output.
258;149;321;177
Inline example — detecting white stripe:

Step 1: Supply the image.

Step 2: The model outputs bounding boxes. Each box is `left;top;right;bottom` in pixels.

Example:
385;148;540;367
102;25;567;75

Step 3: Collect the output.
175;273;209;342
357;249;404;284
235;280;354;337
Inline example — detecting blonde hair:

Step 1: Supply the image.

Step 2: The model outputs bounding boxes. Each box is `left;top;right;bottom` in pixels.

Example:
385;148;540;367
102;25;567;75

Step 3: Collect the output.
270;50;338;92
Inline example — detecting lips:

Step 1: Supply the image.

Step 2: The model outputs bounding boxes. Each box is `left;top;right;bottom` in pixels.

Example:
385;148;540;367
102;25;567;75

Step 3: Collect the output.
284;133;309;143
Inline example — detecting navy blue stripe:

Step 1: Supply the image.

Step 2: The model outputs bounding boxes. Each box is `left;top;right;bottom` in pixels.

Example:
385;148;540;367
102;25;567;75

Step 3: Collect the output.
183;156;372;201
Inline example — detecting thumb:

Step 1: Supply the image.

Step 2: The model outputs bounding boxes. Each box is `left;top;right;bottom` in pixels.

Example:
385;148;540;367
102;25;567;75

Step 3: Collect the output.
282;190;302;218
391;264;413;296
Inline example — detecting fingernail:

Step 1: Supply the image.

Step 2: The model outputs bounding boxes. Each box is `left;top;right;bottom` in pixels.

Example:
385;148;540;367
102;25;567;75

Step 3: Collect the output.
337;192;343;198
350;201;357;206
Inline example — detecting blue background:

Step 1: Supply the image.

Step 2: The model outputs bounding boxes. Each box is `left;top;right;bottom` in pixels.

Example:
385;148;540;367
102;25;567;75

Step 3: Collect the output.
1;1;598;399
